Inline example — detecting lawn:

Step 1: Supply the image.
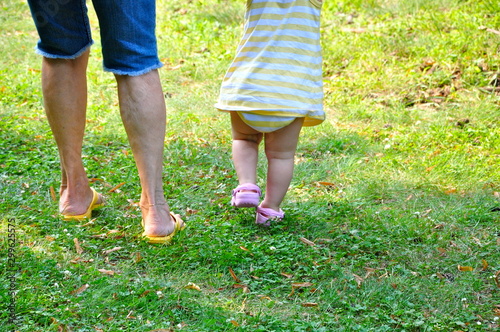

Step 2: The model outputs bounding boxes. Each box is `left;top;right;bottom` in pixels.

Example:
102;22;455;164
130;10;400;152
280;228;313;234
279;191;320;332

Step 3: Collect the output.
1;0;499;331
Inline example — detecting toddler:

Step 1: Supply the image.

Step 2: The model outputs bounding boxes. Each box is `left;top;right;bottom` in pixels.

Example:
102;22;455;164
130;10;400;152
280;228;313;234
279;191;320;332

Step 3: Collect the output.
215;0;325;226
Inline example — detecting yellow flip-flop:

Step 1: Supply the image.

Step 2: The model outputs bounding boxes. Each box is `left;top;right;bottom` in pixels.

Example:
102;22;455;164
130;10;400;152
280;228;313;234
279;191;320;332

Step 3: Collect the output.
142;212;185;244
61;188;104;221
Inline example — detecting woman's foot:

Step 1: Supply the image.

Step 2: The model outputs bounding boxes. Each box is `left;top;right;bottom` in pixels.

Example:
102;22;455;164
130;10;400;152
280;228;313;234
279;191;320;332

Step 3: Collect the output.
141;204;185;244
60;187;105;221
140;202;174;236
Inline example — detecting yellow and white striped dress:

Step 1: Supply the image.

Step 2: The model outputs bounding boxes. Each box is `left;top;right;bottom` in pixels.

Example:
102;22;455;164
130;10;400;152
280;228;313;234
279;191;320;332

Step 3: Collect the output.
215;0;325;133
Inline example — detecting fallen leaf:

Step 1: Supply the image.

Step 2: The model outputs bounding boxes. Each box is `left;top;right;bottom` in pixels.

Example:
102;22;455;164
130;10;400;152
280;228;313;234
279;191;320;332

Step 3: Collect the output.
484;27;500;35
302;302;318;307
280;272;293;278
229;267;241;282
127;199;139;207
184;282;201;291
437;247;447;256
108;182;125;193
50;186;57;202
437;272;455;282
78;220;94;227
299;237;316;246
457;265;473;272
364;267;377;279
230;320;239;327
100;230;124;239
167;64;183;71
133;252;142;263
482;259;488;271
103;247;122;255
292;282;314;288
73;238;83;254
353;273;364;288
70;283;89;295
233;284;250;293
317;181;336;187
341;27;366;33
426;165;436;172
91;233;107;239
495;271;500;288
289;282;313;296
98;269;118;276
259;295;272;300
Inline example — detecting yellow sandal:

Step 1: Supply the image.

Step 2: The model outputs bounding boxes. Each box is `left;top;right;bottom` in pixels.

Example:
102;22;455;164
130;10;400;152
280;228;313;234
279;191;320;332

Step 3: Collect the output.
142;212;185;244
61;188;104;221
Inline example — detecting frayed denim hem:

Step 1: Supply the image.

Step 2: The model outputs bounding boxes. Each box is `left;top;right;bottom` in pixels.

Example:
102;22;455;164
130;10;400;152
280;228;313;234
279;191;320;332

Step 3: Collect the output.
34;42;94;59
104;61;164;77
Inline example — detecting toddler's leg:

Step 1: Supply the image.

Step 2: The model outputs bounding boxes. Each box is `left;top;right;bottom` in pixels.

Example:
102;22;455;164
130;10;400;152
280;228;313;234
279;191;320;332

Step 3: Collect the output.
230;112;263;186
261;118;304;212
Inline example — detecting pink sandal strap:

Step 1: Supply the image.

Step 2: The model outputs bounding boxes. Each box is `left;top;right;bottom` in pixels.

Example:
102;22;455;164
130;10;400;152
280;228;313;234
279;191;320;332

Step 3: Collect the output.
232;183;261;196
231;183;261;208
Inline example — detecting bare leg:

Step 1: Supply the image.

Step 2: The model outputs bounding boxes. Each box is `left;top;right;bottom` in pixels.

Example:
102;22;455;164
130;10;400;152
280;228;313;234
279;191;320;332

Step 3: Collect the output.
115;70;176;237
261;118;304;212
230;112;263;186
41;49;102;215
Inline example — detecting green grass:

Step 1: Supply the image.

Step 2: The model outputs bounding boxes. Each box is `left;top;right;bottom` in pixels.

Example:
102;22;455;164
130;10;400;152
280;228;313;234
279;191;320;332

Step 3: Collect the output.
1;0;499;331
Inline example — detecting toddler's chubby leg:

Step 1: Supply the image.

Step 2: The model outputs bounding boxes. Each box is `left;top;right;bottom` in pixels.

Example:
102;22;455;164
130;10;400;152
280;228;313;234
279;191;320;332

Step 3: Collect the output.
261;117;304;212
230;112;263;186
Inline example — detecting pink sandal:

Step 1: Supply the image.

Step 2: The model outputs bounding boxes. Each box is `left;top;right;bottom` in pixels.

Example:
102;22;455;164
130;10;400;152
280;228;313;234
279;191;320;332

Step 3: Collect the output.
255;206;285;226
231;183;261;208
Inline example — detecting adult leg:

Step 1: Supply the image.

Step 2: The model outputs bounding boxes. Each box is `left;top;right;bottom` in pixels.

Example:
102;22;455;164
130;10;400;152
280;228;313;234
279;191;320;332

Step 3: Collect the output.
115;70;177;237
230;112;263;186
260;118;304;212
41;49;102;215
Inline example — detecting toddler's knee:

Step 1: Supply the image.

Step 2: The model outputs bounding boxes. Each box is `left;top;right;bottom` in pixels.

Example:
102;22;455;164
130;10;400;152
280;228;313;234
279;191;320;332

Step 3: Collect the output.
233;132;263;144
264;148;295;160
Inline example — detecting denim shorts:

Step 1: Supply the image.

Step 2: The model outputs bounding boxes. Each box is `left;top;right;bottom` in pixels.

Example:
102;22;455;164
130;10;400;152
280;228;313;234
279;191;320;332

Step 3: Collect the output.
27;0;163;76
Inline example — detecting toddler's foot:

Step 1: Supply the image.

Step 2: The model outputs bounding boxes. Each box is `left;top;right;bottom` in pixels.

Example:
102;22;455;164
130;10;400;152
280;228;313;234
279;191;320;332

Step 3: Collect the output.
255;205;284;227
231;183;261;208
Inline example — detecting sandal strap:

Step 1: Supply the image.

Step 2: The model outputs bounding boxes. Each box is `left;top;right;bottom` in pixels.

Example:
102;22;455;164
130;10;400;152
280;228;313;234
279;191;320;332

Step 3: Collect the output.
256;206;285;218
233;183;261;196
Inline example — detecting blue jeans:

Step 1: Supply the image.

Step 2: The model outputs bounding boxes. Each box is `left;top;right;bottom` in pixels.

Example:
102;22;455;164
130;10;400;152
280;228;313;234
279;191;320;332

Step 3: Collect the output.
27;0;163;76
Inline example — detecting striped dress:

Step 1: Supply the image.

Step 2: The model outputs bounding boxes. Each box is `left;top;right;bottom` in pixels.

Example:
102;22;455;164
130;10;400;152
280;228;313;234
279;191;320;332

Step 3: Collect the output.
215;0;325;133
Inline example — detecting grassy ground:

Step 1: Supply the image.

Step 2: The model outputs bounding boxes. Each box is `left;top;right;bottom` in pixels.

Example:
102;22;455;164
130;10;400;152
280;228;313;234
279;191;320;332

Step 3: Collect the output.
1;0;499;331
